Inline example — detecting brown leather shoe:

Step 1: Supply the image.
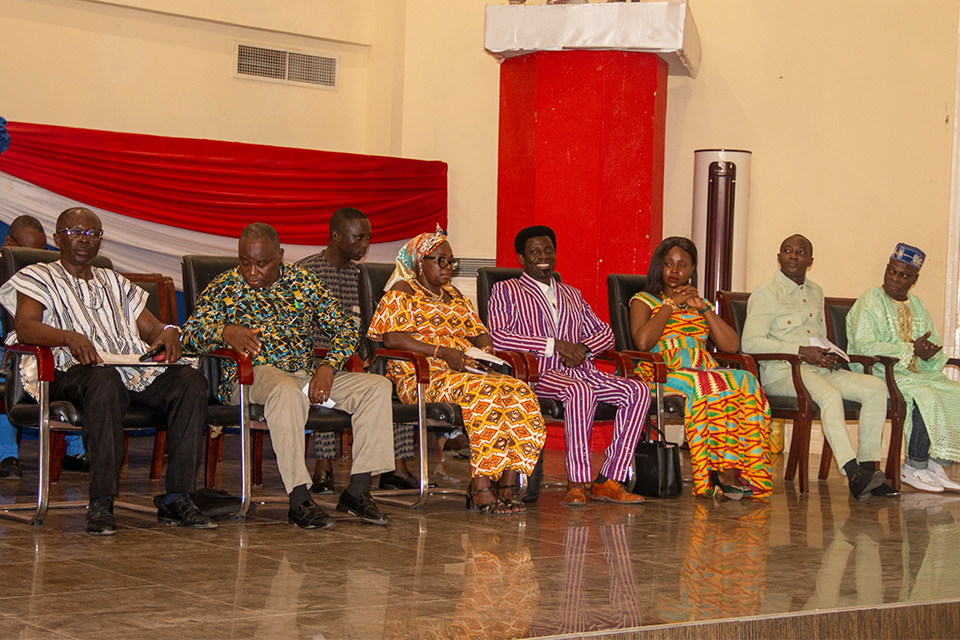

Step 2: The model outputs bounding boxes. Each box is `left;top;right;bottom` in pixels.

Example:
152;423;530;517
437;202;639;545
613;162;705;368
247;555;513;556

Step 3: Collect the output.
590;478;644;504
563;482;587;506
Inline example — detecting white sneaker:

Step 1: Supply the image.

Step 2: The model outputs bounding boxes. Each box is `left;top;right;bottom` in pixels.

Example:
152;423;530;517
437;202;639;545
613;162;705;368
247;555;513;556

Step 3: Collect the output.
927;461;960;492
900;465;944;493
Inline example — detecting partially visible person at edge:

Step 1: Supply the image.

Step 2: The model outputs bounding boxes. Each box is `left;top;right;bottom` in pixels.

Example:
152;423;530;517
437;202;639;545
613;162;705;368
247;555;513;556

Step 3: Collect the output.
182;223;395;530
630;236;772;499
296;207;421;495
0;207;215;535
742;234;898;500
486;225;649;506
367;226;546;516
847;243;960;494
0;215;88;482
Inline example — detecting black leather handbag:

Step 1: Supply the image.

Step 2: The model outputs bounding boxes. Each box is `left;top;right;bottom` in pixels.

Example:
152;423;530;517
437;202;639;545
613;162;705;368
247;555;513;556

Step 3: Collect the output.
634;425;682;498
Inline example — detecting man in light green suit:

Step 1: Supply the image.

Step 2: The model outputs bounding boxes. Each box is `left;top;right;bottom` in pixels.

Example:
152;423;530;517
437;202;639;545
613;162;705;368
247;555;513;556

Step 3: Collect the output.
742;234;896;500
847;243;960;494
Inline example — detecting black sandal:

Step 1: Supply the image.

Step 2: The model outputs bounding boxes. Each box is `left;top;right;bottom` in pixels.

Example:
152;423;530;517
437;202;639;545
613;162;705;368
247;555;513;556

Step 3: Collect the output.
497;484;526;513
709;470;749;500
466;486;511;516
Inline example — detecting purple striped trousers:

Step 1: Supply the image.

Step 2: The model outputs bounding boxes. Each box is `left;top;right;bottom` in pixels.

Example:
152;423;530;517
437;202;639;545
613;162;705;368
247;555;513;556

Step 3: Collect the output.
535;368;650;483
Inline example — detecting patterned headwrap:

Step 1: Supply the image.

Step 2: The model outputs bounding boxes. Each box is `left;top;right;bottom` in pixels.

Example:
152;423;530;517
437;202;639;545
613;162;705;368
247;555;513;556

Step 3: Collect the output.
890;242;925;270
384;224;448;291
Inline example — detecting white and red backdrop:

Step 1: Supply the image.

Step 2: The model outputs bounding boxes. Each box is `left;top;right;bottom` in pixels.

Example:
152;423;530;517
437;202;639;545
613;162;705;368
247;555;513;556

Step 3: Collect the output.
0;122;448;294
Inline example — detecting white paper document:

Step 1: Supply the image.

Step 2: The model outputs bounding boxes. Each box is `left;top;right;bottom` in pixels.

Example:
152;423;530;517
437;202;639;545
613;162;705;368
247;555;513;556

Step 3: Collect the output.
808;337;850;362
302;382;336;409
464;347;507;367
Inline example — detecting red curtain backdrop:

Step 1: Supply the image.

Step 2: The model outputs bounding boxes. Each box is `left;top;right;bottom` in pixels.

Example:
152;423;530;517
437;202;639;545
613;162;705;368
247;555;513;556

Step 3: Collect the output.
0;122;447;244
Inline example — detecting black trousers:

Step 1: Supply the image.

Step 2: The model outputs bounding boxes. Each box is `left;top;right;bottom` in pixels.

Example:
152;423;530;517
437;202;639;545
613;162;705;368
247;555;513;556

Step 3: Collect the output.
51;365;207;500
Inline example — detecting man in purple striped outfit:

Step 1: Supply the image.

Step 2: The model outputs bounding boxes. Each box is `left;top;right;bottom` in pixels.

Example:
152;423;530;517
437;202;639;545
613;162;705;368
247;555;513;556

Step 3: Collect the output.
487;226;649;505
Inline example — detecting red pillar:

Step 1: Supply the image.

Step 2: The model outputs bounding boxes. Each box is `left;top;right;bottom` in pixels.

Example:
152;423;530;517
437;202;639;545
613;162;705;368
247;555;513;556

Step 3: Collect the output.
497;50;667;320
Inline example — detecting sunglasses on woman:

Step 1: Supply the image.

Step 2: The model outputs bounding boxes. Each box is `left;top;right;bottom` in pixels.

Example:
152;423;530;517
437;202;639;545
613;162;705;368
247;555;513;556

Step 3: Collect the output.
422;256;460;271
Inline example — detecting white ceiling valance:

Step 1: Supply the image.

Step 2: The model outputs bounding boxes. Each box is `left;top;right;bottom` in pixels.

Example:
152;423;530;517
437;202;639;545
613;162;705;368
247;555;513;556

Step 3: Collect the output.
484;1;701;78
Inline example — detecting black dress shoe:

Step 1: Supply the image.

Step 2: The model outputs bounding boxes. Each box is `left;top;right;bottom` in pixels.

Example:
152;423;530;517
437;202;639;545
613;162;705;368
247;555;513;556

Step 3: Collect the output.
849;468;885;501
85;497;117;536
62;453;91;473
337;491;388;525
0;457;22;480
379;472;419;490
871;482;901;497
309;471;334;495
288;499;335;530
154;495;218;529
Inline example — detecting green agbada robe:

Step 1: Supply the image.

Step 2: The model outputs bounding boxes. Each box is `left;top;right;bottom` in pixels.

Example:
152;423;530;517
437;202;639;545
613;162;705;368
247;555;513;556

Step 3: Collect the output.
847;286;960;462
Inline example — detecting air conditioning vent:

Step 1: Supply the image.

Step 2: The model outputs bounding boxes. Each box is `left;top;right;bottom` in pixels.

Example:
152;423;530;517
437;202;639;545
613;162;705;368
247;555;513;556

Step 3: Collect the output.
236;44;338;90
455;258;497;280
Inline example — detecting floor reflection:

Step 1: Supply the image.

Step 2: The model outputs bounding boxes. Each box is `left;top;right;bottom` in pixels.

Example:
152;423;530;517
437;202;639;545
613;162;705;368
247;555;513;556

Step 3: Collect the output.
680;502;771;621
417;530;539;640
4;442;960;639
900;499;960;603
552;523;644;634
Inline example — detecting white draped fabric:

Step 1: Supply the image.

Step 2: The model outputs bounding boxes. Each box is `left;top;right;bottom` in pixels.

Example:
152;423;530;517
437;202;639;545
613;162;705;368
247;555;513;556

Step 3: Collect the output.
0;171;406;289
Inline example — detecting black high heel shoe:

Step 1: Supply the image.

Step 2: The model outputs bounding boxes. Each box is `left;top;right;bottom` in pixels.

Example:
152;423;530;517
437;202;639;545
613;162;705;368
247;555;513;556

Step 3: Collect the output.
466;485;511;516
497;483;526;514
709;470;750;500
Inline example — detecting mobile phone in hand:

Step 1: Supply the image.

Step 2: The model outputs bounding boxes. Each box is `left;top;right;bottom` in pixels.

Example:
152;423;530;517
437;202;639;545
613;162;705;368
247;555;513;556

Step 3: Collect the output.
139;344;165;362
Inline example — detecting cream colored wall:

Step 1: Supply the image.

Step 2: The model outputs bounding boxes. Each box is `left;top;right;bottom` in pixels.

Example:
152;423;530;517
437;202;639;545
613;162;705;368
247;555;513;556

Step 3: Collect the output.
665;0;960;328
3;0;959;330
0;0;372;152
397;0;501;258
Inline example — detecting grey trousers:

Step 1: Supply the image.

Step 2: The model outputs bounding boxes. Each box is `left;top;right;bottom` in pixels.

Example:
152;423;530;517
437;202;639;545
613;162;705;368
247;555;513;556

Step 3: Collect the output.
231;366;394;494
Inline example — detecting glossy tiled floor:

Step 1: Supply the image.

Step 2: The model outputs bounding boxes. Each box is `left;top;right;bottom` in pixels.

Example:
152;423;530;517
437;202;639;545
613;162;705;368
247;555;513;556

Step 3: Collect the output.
1;435;959;639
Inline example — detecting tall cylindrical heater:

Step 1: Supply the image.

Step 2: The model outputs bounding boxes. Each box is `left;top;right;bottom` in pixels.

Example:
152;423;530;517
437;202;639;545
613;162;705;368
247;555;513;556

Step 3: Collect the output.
691;149;752;303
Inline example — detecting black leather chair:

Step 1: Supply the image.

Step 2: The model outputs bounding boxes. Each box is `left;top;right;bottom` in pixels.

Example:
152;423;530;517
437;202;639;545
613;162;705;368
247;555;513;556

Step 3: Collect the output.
718;291;895;493
116;272;179;482
180;255;360;516
606;273;686;429
0;247;169;524
824;296;907;490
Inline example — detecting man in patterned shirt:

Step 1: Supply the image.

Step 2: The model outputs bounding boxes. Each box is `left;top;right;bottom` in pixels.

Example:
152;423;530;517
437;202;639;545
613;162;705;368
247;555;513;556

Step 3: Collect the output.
0;207;214;535
296;207;418;493
182;223;394;529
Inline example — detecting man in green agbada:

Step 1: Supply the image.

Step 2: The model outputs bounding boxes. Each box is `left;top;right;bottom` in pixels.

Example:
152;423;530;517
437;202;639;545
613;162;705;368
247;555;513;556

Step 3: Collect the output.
847;243;960;493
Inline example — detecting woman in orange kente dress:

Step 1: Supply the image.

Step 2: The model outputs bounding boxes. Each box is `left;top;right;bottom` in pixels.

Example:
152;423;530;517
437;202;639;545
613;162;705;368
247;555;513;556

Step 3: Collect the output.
368;227;546;515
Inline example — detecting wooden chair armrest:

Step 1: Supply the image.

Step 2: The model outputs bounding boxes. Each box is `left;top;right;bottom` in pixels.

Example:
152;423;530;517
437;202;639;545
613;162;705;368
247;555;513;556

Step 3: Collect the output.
310;348;364;374
197;348;254;385
714;352;760;377
869;355;905;414
594;350;637;379
520;353;539;384
947;358;960;370
493;350;527;380
5;343;56;382
748;352;804;364
846;354;880;375
374;349;431;385
745;352;815;412
619;350;666;383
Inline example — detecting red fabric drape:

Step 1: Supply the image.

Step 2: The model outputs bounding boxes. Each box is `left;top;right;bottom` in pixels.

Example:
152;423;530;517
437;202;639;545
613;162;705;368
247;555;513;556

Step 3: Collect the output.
0;122;447;244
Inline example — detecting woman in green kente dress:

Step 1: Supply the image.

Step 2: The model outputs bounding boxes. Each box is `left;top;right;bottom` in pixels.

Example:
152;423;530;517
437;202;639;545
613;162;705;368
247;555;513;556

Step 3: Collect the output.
630;237;772;498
